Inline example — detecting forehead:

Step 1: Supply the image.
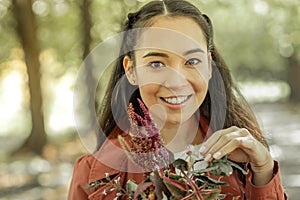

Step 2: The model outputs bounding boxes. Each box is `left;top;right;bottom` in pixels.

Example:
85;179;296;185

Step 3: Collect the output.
135;16;208;55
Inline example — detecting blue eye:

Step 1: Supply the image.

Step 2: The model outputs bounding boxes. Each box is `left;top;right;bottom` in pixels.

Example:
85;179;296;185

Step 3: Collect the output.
185;58;201;66
147;61;165;68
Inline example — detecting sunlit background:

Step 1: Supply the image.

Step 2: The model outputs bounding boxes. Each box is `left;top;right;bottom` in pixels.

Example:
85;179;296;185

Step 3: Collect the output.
0;0;299;199
0;65;291;136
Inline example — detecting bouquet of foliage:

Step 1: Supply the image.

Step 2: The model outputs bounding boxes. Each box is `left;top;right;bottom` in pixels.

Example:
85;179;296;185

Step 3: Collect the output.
86;99;247;200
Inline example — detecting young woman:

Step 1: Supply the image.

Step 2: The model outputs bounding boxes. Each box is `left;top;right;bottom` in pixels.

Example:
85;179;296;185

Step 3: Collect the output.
68;0;287;199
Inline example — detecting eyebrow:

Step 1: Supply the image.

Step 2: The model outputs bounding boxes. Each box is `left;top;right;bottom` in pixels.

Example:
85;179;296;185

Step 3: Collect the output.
142;48;205;58
183;48;205;55
142;52;169;58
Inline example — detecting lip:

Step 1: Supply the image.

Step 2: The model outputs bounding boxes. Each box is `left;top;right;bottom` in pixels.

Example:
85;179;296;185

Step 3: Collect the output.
160;95;192;109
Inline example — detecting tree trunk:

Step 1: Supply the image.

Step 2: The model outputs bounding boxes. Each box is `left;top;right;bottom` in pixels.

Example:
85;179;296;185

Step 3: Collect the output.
82;0;92;59
79;0;102;150
12;0;46;154
287;52;300;102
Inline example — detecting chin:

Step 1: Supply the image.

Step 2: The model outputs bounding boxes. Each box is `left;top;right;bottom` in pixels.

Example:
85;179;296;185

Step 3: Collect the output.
166;116;188;125
168;119;182;125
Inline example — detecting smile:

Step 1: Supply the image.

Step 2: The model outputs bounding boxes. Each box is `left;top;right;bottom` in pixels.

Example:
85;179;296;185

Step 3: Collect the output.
161;95;191;105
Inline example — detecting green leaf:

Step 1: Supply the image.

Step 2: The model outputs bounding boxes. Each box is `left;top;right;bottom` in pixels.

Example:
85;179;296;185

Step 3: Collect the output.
207;157;234;176
218;162;233;176
195;175;228;187
134;181;153;199
162;177;188;198
162;192;169;200
202;192;221;200
168;172;184;180
83;183;93;190
195;166;219;174
228;160;248;175
126;179;137;192
216;193;227;199
150;170;165;199
83;180;103;191
173;158;188;171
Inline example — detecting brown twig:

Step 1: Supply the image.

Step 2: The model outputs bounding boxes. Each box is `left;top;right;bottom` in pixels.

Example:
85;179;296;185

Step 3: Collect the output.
180;169;204;200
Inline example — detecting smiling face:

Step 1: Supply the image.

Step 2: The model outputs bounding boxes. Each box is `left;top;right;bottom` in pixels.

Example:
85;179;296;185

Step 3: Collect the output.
124;16;212;126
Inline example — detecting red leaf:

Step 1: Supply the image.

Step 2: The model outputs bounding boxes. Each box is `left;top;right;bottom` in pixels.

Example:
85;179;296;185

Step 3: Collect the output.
134;181;153;199
162;177;189;191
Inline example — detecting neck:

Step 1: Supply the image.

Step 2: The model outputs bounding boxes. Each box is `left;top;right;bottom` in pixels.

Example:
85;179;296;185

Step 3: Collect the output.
159;115;203;153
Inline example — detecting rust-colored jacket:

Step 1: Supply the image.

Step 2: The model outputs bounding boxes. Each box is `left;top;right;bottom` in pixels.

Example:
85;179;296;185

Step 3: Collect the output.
68;126;287;200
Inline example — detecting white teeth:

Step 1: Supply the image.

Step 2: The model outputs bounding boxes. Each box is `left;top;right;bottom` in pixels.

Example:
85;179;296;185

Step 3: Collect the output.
163;96;188;105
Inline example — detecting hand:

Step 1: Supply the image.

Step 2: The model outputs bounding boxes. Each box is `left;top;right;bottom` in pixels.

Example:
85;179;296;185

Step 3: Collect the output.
199;126;274;185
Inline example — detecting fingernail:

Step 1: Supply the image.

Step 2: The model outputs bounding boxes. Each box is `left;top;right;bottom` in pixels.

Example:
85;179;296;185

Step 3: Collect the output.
199;146;206;153
204;153;211;161
213;152;222;159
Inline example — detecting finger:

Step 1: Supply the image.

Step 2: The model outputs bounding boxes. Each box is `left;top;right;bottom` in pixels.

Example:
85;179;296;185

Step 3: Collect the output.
205;137;251;162
206;130;247;157
211;136;251;160
200;126;239;155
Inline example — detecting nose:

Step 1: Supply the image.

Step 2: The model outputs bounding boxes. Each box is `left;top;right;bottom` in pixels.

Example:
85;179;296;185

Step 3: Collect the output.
163;66;189;90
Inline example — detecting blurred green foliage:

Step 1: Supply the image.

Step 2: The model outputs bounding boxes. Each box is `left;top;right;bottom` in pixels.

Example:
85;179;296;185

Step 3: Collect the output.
1;0;299;79
0;0;299;137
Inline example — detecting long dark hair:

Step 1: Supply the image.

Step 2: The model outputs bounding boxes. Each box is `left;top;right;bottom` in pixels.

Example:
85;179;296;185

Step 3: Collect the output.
97;0;268;149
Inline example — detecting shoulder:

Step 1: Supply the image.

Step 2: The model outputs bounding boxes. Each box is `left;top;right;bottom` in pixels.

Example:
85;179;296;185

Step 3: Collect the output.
75;154;95;166
71;126;144;182
73;154;95;173
70;126;125;182
77;127;133;182
72;126;128;173
70;154;96;187
68;154;96;199
68;127;131;199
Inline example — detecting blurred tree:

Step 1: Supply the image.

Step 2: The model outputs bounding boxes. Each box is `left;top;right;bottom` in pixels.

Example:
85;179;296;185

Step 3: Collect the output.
1;0;299;144
287;53;300;101
0;1;19;63
12;0;46;154
262;0;300;101
79;0;100;145
81;0;92;59
194;0;300;101
280;3;300;102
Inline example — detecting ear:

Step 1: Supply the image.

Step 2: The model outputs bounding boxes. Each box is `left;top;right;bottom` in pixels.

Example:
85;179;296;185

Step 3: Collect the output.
208;52;213;79
123;55;137;85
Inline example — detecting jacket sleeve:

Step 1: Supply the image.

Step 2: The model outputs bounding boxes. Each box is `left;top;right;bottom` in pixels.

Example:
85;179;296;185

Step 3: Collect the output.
245;160;287;199
68;155;92;200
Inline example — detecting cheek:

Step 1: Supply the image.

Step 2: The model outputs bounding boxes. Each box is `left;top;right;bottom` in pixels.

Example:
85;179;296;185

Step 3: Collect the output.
189;73;209;103
195;65;211;83
138;84;160;104
136;67;166;85
190;70;209;89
